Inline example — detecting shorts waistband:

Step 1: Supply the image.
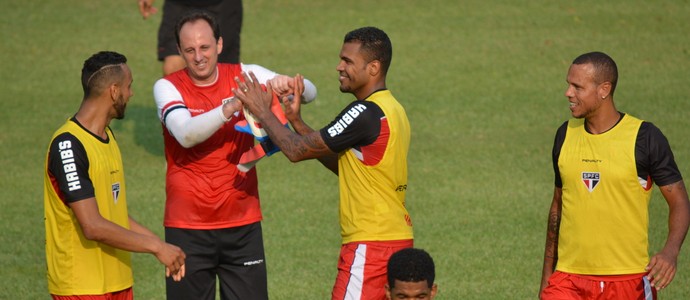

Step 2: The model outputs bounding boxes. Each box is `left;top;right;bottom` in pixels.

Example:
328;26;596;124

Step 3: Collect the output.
343;239;413;248
560;271;648;282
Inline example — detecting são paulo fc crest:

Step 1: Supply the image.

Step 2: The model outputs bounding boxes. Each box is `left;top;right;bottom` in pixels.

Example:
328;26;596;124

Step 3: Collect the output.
582;172;600;192
112;182;121;204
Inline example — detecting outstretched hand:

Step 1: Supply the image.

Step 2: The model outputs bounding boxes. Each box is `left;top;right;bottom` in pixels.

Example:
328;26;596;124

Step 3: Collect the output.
233;72;275;122
646;249;678;290
282;74;304;123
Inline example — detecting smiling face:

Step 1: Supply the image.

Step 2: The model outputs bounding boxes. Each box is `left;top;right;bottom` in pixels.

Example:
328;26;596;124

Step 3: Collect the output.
386;280;437;300
564;63;610;119
336;41;373;99
177;19;223;85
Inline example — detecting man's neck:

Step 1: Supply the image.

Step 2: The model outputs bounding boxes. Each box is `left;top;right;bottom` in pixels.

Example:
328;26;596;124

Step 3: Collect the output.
585;110;623;135
74;100;110;139
191;65;219;86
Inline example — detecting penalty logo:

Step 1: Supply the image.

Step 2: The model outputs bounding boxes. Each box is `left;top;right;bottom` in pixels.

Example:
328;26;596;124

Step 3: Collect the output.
582;172;600;192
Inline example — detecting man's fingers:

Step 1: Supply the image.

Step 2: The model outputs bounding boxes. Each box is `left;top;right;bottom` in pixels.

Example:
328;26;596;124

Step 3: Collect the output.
248;71;261;89
294;74;304;97
138;0;158;19
647;259;676;289
234;73;261;95
655;268;675;289
265;80;273;95
241;72;254;88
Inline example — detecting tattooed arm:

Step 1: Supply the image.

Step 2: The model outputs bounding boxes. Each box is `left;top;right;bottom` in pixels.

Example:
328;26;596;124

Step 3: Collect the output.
261;116;338;174
281;104;339;173
646;180;690;290
539;187;562;297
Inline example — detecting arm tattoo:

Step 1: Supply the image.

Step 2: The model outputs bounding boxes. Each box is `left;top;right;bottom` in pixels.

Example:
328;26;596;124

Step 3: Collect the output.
303;133;329;153
263;121;330;160
545;210;561;262
547;211;560;246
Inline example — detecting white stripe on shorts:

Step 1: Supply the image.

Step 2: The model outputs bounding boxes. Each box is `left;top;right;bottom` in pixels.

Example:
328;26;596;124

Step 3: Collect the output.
344;244;367;300
643;276;653;300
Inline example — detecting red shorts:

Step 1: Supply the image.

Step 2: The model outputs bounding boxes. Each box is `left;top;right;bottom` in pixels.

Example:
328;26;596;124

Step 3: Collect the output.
541;271;656;300
51;287;133;300
331;240;413;300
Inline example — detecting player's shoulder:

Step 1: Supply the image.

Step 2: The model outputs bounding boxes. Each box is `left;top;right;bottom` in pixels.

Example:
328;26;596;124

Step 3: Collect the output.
51;131;79;145
238;63;267;74
349;99;377;108
154;77;175;90
340;100;383;117
157;68;191;89
639;120;658;131
555;120;569;134
219;62;242;72
49;130;86;156
637;120;668;142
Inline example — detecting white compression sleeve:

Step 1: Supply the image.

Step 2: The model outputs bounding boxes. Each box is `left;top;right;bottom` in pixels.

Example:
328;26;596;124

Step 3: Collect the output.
153;79;234;148
242;63;317;103
301;78;317;103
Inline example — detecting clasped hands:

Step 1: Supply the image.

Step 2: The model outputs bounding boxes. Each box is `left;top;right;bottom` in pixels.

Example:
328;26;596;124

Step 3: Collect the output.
232;71;305;124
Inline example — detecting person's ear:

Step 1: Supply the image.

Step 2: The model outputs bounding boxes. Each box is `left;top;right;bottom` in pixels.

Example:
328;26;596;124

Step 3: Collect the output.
430;283;438;299
597;81;612;99
368;60;381;77
217;36;224;55
384;283;392;299
109;83;120;101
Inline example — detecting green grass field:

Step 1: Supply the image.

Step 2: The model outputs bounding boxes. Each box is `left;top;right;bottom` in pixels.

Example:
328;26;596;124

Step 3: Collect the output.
2;0;690;298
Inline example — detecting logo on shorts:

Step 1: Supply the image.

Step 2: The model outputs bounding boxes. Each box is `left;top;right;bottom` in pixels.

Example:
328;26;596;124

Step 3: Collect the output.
243;259;264;266
582;172;600;192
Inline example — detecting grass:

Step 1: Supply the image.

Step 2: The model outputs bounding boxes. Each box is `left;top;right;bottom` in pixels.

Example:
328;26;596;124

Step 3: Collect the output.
2;0;690;298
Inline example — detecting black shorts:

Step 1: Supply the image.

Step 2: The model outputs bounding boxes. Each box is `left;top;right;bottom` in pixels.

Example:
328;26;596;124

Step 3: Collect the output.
165;222;267;300
157;0;243;63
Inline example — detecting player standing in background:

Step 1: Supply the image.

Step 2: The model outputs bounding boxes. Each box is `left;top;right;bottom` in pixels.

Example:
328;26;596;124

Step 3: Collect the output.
44;51;186;300
137;0;243;75
234;26;412;300
153;11;316;300
539;51;690;300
